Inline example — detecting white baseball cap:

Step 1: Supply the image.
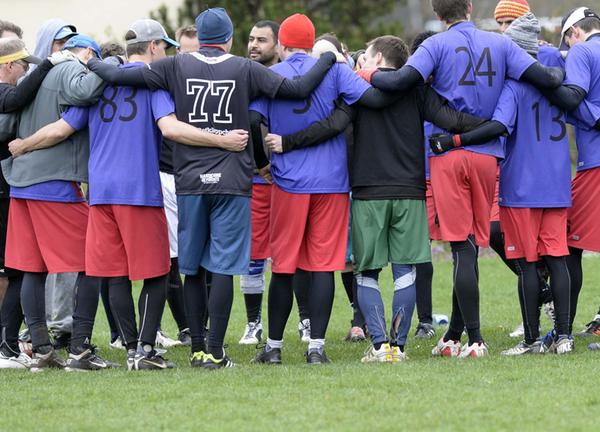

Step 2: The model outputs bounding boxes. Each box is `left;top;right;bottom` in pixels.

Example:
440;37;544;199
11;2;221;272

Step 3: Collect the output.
560;7;600;50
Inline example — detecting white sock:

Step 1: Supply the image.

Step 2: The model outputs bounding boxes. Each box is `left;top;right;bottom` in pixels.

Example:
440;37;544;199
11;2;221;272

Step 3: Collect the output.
308;338;325;351
266;338;283;351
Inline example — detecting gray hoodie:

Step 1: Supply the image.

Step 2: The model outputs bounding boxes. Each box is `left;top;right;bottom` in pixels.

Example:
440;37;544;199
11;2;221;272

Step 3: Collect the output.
30;19;77;73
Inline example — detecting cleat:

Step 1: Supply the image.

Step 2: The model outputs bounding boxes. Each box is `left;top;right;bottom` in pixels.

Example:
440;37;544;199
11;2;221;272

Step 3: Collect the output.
30;349;66;372
306;348;330;364
391;346;408;363
414;322;436;339
109;336;126;350
501;340;545;356
178;328;192;346
509;323;525;338
551;335;574;355
65;346;120;371
588;342;600;351
345;326;366;342
202;353;235;370
361;343;392;363
156;329;182;348
251;345;282;365
576;319;600;337
189;351;206;368
298;319;311;343
239;320;263;345
0;344;32;369
431;337;462;357
130;348;172;370
459;342;489;358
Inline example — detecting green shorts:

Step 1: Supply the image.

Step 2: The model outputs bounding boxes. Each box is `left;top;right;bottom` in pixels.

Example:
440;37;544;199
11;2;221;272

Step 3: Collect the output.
352;199;431;272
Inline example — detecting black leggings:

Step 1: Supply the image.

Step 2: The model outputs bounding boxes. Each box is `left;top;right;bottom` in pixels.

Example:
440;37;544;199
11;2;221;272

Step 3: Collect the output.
70;274;102;349
0;273;24;352
415;262;433;324
566;247;583;332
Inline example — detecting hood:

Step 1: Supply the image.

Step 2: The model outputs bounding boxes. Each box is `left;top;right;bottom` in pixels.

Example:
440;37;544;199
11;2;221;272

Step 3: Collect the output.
32;19;76;64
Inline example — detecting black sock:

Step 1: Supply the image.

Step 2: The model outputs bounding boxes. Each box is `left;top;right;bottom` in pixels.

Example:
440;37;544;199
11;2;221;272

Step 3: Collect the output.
70;274;101;350
489;221;518;275
450;238;482;345
138;275;167;346
309;272;335;340
21;272;51;351
0;273;24;352
268;273;294;341
207;273;233;359
415;262;434;325
100;278;119;341
543;256;571;336
107;276;138;349
166;258;188;331
244;293;263;323
293;269;310;321
514;259;541;343
183;270;207;354
566;247;583;333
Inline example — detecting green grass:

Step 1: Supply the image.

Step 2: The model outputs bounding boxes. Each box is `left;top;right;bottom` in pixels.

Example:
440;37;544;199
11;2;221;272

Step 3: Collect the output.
4;255;600;431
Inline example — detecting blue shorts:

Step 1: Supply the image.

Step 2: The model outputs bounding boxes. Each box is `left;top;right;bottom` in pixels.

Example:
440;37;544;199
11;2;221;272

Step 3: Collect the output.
177;194;251;276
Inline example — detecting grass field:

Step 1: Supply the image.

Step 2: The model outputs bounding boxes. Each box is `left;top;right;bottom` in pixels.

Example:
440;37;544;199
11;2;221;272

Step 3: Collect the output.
3;254;600;431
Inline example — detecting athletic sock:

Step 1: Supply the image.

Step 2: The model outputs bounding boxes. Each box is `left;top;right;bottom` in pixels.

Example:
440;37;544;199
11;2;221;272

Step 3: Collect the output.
206;273;234;359
514;259;541;344
356;269;387;345
415;262;434;325
244;293;263;323
0;273;23;353
166;258;188;331
70;274;101;349
21;272;51;351
308;338;325;352
391;264;417;348
266;338;282;351
183;271;208;353
268;273;294;341
543;256;571;336
293;269;311;322
138;275;167;346
309;272;335;340
107;276;138;347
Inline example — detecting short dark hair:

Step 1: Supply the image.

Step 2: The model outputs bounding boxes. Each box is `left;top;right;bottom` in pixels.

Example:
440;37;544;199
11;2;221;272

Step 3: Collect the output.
431;0;470;23
253;20;280;44
0;20;23;39
125;30;161;57
367;35;409;69
176;25;197;42
100;41;125;58
411;31;437;55
316;33;343;53
571;16;600;34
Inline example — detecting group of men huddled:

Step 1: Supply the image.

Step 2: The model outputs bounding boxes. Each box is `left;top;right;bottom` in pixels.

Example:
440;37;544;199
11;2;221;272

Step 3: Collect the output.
0;0;600;371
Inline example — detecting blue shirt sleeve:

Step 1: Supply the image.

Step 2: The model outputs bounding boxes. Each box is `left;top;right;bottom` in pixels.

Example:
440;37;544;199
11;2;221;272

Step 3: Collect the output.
151;89;175;122
335;64;370;105
564;44;592;92
505;38;536;80
492;81;519;134
61;106;89;131
249;97;269;123
406;40;438;82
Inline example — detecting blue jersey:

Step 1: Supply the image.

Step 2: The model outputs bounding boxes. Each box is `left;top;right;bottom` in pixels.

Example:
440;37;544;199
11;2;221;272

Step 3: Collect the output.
10;180;85;203
564;35;600;171
251;53;369;194
407;21;535;159
62;62;175;207
493;80;571;208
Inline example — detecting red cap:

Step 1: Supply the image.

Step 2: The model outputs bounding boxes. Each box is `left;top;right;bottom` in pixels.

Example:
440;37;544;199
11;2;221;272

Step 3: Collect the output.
279;14;315;50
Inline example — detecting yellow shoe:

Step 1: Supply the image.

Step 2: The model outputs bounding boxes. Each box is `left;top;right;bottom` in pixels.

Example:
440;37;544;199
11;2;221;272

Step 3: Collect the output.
361;343;392;363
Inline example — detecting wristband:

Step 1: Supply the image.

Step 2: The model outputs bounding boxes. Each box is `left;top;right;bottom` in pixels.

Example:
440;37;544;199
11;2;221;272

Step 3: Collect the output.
452;134;462;148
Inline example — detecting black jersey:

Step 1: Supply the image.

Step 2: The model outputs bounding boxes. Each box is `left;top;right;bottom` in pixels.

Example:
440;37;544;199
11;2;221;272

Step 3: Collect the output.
142;48;283;197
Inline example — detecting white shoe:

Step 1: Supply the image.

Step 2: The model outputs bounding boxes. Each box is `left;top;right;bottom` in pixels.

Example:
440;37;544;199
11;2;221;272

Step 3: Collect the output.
431;337;462;357
509;323;524;338
239;320;263;345
501;340;544;356
361;343;392;363
156;330;182;348
298;319;310;343
0;350;32;369
109;336;126;350
391;346;408;363
552;336;574;355
459;342;489;358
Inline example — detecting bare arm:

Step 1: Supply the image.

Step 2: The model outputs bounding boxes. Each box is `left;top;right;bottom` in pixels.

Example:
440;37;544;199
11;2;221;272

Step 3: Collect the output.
8;119;76;158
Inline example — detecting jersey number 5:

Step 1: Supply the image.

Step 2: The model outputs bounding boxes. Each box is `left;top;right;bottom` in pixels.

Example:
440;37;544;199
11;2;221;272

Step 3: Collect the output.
186;79;236;124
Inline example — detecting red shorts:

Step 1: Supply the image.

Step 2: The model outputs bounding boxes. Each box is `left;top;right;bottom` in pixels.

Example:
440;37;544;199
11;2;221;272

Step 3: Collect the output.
490;172;500;222
86;205;170;280
425;179;442;241
568;168;600;252
251;183;271;260
6;198;88;273
270;185;349;273
430;150;497;247
500;207;568;262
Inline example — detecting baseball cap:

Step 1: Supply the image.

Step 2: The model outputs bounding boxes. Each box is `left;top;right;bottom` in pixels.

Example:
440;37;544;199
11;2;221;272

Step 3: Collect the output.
54;25;78;40
63;34;102;59
126;19;179;48
560;7;600;50
0;40;41;65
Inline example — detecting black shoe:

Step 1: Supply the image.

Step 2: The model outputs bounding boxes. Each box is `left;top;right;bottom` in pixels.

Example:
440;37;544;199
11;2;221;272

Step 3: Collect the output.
251;345;282;365
178;328;192;346
52;333;71;351
576;319;600;337
306;348;330;364
30;348;66;372
202;353;235;370
131;348;172;371
189;351;205;368
414;322;436;339
65;345;120;371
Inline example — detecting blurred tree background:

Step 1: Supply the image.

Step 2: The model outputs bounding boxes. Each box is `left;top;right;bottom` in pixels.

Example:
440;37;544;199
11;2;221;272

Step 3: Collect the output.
151;0;406;54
